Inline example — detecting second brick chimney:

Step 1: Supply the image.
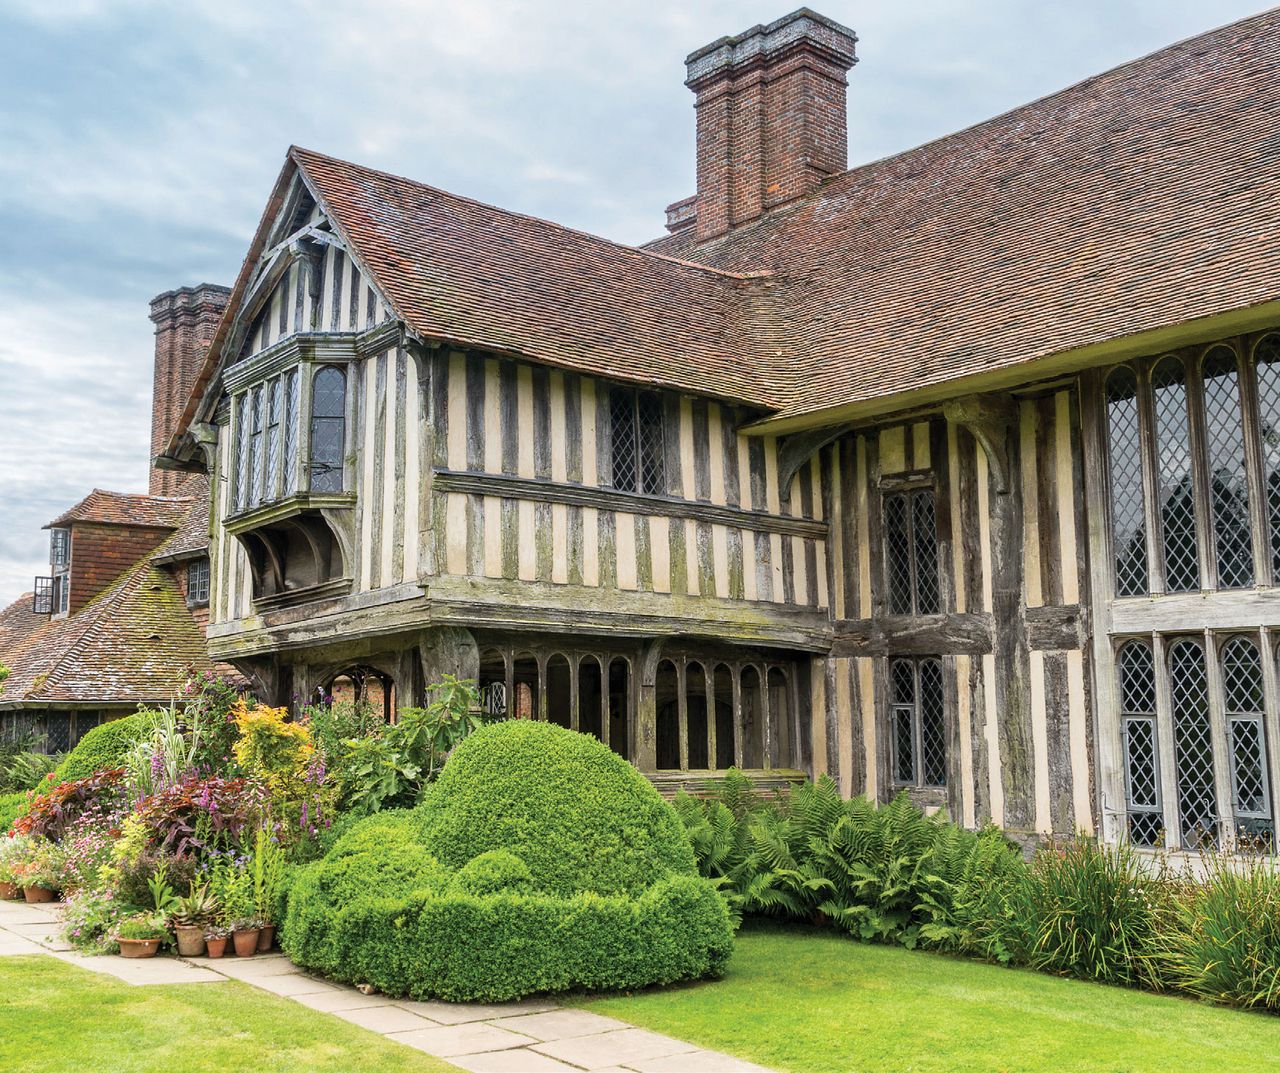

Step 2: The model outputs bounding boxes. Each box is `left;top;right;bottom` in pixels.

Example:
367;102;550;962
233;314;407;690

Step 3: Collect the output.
678;9;858;241
149;283;231;496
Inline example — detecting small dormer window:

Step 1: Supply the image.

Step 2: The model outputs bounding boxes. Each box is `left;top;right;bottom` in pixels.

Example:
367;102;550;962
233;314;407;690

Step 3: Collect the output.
187;557;210;608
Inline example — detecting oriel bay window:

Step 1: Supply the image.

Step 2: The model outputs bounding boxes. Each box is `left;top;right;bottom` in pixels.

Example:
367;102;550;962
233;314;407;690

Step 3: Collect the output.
1119;633;1277;852
231;364;343;513
1103;331;1280;595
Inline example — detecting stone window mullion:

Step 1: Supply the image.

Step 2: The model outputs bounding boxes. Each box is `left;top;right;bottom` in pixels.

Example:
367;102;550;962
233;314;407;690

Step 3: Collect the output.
1203;630;1236;849
1152;633;1181;849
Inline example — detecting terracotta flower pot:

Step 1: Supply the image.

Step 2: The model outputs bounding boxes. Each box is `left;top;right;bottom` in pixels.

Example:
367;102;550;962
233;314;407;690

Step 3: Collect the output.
232;928;261;957
205;936;228;958
22;885;55;904
174;925;206;958
257;924;276;952
117;937;161;959
0;881;19;900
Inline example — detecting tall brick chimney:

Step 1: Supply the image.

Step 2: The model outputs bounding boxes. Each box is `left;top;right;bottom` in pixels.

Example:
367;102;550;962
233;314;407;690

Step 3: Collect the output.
149;283;231;496
679;9;857;242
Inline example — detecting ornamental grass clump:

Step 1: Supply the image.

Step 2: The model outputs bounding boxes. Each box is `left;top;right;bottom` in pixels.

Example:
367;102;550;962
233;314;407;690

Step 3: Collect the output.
1162;855;1280;1009
283;721;733;1001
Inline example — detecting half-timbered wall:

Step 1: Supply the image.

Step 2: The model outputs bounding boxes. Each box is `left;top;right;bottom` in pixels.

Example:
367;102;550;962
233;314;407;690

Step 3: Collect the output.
427;350;828;609
814;395;1095;840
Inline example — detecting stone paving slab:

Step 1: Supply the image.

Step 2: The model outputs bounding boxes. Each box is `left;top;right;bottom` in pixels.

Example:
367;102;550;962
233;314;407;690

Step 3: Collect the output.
533;1028;699;1069
492;1010;631;1042
51;949;226;986
335;1004;442;1034
291;988;396;1013
0;931;45;956
394;997;560;1025
448;1050;584;1072
249;971;342;997
625;1051;778;1073
388;1022;539;1058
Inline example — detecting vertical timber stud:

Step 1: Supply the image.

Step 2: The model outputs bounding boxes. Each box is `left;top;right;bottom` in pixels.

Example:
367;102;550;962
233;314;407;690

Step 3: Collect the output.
944;393;1037;837
636;640;664;772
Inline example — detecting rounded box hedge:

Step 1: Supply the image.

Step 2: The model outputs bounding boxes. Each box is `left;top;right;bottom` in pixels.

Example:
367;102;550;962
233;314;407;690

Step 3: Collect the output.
282;720;734;1000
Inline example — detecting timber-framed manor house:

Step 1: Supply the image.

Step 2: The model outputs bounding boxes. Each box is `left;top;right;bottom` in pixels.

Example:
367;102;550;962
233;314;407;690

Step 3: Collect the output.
156;9;1280;852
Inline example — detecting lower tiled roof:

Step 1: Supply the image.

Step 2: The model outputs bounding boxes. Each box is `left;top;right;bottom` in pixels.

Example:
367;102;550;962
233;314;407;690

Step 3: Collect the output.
45;489;191;531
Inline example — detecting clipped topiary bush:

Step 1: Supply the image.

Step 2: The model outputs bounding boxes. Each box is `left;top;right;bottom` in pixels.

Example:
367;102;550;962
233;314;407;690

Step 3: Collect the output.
283;721;733;1000
55;712;155;783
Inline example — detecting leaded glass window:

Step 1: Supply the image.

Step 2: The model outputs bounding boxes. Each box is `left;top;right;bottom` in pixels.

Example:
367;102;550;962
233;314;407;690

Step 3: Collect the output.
1202;348;1253;588
249;386;265;507
1105;369;1148;596
1152;358;1200;592
884;490;941;616
310;366;346;493
1169;638;1217;848
266;377;282;501
236;393;252;511
187;557;210;607
608;387;666;495
1255;334;1280;581
49;528;70;570
283;369;299;494
1220;635;1273;847
890;656;946;788
1118;640;1162;846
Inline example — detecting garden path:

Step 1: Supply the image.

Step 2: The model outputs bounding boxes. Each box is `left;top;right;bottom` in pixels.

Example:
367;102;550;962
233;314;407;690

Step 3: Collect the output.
0;899;773;1073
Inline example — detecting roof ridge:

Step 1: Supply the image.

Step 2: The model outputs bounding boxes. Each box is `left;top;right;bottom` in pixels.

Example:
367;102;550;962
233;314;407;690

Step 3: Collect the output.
288;146;773;282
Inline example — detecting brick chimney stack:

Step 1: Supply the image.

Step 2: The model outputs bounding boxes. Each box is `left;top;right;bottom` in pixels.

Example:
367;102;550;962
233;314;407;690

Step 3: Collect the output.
149;283;231;496
679;9;858;242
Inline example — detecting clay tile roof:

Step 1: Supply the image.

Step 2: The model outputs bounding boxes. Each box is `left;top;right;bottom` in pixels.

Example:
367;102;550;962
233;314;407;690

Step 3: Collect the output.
46;489;191;531
150;482;211;564
0;525;237;709
646;9;1280;424
288;147;791;409
0;594;43;667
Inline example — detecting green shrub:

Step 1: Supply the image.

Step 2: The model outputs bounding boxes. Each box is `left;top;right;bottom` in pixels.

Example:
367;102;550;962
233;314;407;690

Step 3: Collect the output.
934;827;1032;964
55;713;154;783
284;722;731;1000
417;720;697;897
1162;856;1280;1009
0;791;26;834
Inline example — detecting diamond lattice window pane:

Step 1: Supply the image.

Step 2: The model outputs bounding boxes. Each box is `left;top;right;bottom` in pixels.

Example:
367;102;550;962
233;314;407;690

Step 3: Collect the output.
312;366;346;418
1106;368;1149;596
912;492;941;614
1229;717;1269;817
1202;348;1253;588
1123;716;1160;810
283;370;299;494
890;657;915;705
1152;359;1201;592
1254;334;1280;580
1118;640;1156;714
266;378;282;500
1129;811;1164;847
918;657;947;787
884;494;914;615
609;389;638;492
637;391;666;495
893;705;915;784
249;388;264;506
1169;638;1217;848
45;714;71;754
237;393;252;510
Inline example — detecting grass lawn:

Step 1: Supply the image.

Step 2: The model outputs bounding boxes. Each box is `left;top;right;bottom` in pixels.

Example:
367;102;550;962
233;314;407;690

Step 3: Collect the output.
575;922;1280;1073
0;955;457;1073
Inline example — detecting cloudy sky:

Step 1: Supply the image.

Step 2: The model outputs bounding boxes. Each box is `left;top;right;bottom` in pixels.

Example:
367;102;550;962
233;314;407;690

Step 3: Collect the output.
0;0;1265;605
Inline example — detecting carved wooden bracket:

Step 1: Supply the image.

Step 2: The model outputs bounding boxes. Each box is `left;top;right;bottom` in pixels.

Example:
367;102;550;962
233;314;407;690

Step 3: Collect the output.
943;394;1017;494
778;424;852;497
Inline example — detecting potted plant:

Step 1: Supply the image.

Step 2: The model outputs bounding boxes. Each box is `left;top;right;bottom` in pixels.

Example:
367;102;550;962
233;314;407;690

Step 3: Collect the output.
212;859;259;957
171;885;218;958
204;923;229;959
251;827;284;951
14;839;62;903
0;833;32;901
114;914;169;959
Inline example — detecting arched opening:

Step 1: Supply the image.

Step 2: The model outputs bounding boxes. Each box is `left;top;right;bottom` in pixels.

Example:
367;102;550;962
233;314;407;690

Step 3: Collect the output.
740;666;763;768
655;659;680;770
478;648;508;718
511;652;539;720
322;665;395;724
578;655;603;740
608;657;630;759
713;664;735;769
686;661;708;769
546;654;572;729
767;667;792;768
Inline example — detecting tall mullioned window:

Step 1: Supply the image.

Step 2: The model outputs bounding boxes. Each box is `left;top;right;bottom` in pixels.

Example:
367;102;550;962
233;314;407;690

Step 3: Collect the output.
890;656;946;788
1118;640;1162;846
884;490;940;616
1103;333;1280;594
310;366;347;493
